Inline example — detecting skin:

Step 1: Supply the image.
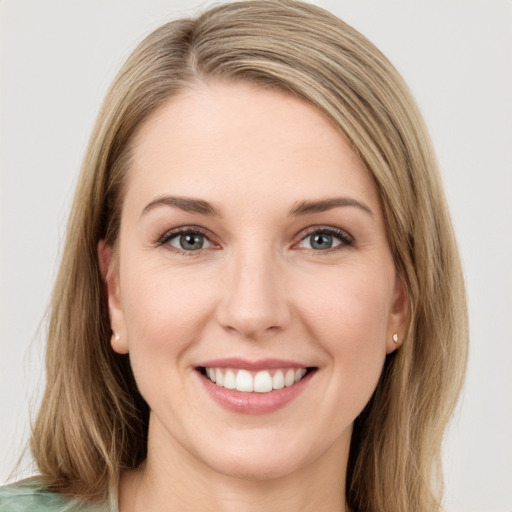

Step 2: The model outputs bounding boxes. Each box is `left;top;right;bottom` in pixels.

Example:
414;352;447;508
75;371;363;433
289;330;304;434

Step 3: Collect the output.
99;81;408;512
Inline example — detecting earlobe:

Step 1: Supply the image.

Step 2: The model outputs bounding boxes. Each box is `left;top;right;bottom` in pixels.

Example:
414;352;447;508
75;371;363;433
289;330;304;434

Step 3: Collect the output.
386;273;410;354
98;240;129;354
111;332;128;354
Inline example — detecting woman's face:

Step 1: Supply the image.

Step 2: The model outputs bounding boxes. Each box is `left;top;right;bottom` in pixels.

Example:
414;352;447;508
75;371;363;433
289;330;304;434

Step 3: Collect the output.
102;82;408;480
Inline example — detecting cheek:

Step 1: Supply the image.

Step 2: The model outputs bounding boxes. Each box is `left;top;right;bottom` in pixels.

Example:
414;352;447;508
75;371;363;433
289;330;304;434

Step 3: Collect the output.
118;254;217;367
295;267;392;402
298;265;393;343
123;271;213;345
118;263;218;411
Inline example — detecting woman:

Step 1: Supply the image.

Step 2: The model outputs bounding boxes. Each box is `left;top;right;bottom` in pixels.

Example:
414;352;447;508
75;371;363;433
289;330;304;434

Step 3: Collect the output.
0;1;468;511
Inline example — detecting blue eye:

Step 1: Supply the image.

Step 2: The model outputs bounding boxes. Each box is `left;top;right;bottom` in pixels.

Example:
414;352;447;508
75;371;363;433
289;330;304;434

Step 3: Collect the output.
167;232;212;251
298;228;352;251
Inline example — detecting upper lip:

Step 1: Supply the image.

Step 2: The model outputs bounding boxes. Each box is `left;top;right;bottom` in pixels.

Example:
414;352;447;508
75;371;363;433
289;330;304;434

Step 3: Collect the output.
196;358;311;371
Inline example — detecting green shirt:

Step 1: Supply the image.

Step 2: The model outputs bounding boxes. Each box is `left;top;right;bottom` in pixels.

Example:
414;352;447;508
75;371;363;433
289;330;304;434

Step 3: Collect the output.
0;480;118;512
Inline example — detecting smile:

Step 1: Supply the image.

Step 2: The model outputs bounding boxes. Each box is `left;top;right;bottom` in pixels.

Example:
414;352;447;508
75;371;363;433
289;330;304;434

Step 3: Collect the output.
201;367;309;393
196;359;317;414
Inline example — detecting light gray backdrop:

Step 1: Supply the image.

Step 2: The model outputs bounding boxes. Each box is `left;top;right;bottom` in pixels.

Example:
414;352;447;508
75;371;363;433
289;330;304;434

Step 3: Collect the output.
1;1;511;511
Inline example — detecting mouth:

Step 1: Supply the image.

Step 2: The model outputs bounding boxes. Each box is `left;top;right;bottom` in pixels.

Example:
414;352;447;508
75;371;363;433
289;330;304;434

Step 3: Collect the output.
194;359;317;414
197;366;316;393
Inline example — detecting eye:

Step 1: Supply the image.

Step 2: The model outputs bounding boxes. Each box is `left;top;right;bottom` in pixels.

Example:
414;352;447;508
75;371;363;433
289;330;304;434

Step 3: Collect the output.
166;231;213;251
297;227;353;251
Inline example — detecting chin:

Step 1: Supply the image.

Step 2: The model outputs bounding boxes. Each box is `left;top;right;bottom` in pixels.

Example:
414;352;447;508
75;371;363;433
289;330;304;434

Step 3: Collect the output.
204;448;310;482
189;424;343;482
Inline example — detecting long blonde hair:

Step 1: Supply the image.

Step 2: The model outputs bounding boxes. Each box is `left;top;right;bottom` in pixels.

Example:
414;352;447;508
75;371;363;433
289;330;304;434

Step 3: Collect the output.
31;2;468;510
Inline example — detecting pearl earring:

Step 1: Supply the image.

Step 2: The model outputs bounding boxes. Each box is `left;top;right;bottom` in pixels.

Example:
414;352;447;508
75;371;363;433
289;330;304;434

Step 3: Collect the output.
392;333;399;344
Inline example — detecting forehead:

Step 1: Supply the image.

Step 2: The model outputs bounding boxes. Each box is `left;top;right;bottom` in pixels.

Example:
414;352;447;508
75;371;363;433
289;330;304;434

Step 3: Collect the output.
125;81;381;217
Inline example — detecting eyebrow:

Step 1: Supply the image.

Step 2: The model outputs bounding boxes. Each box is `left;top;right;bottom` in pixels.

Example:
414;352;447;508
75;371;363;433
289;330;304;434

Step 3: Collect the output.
142;195;220;217
290;197;373;216
141;195;373;218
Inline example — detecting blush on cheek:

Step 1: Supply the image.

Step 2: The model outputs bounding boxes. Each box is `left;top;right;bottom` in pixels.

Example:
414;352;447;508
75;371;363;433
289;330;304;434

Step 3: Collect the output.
125;287;212;361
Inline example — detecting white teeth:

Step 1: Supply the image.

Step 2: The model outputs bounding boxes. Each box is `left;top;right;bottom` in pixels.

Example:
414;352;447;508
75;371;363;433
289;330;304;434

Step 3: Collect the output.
204;367;309;393
223;370;236;389
295;368;307;382
272;370;285;390
254;371;273;393
284;369;295;387
235;369;254;392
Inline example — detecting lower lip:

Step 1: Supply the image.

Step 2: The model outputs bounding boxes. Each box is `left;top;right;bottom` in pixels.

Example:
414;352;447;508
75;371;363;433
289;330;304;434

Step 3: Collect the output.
197;370;315;415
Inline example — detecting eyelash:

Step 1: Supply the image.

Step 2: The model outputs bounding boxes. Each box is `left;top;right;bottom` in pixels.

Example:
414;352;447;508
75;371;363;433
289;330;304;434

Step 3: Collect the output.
296;226;354;252
155;225;354;255
156;226;214;256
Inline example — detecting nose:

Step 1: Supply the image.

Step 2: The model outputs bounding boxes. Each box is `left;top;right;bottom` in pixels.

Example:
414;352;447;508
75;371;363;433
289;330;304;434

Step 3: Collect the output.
216;245;291;340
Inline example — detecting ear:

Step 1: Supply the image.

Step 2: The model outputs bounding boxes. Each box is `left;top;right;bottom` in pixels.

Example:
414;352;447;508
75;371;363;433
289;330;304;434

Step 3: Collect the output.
98;240;129;354
386;272;410;354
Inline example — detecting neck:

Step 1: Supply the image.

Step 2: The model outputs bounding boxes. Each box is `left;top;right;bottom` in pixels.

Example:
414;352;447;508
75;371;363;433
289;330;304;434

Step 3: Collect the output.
118;416;351;512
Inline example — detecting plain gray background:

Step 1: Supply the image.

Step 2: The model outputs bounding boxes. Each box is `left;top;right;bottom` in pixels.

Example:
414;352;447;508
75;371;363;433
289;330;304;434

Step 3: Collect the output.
1;1;511;511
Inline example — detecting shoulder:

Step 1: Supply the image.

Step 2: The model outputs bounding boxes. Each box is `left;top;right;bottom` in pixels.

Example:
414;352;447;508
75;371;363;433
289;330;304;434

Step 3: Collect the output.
0;479;111;512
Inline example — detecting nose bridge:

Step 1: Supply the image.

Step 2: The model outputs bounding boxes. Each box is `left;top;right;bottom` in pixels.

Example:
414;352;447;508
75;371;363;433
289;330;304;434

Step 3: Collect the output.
217;238;290;338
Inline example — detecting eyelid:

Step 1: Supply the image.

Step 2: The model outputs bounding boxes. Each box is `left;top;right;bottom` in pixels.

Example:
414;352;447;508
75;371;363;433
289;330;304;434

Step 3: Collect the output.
168;232;213;250
293;225;354;250
157;225;208;244
156;225;219;253
154;224;353;254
